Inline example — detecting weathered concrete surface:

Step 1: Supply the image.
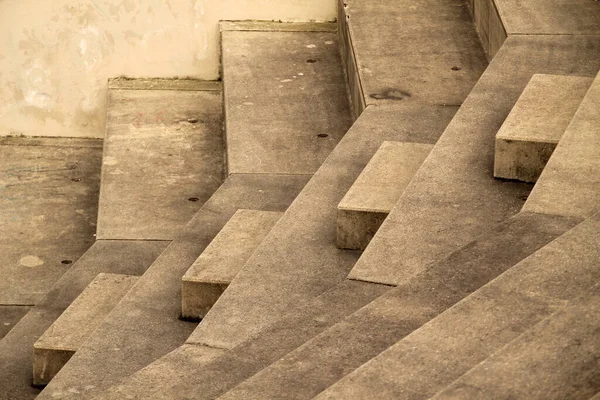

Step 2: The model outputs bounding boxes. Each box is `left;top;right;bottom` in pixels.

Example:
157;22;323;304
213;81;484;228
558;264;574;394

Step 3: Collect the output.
494;74;591;182
318;213;600;400
0;306;30;339
216;212;578;400
337;141;433;250
0;240;166;400
33;273;138;386
87;280;389;400
0;137;101;305
350;35;600;286
36;174;308;400
182;209;283;319
344;0;488;108
524;71;600;220
432;289;600;400
96;86;224;240
190;103;457;351
468;0;507;59
222;28;352;175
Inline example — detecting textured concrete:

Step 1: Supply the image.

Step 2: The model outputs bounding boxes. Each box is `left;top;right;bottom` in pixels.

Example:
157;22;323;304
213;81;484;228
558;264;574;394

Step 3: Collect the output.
337;141;433;250
36;174;308;400
318;213;600;400
0;306;30;339
344;0;487;108
222;28;352;175
190;103;457;351
96;85;224;240
432;289;600;400
469;0;507;59
350;35;600;286
494;74;592;182
0;137;101;305
33;273;138;386
220;21;337;33
524;71;600;220
0;240;166;400
182;209;283;320
89;281;388;400
216;212;577;400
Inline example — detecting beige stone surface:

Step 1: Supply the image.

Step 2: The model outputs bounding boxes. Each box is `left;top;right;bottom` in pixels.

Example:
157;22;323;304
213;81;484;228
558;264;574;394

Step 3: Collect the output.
494;74;592;182
181;209;283;319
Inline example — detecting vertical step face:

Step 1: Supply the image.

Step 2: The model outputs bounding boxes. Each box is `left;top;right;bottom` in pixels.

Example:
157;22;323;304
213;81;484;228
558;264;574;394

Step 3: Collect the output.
33;273;138;386
181;209;283;320
494;74;592;182
432;289;600;400
337;141;433;250
317;213;600;400
221;26;352;175
524;71;600;220
96;81;224;240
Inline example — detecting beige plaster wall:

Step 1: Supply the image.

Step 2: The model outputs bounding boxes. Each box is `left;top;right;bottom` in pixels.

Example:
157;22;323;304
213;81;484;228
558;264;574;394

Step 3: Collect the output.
0;0;336;138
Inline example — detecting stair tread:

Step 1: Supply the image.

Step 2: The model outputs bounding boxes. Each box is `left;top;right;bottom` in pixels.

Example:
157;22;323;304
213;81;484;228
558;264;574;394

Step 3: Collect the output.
96;86;224;240
222;28;352;175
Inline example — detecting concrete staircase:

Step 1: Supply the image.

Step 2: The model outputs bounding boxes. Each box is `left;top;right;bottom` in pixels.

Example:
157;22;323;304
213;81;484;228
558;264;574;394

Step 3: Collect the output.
1;0;599;399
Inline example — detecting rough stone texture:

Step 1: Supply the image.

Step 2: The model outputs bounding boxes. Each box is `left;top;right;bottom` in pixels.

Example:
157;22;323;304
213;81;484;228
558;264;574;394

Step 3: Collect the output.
0;137;101;305
432;289;600;400
0;240;166;400
89;280;389;400
0;306;30;339
96;87;224;240
494;74;592;182
181;209;283;319
190;103;457;351
222;29;352;175
33;273;138;386
350;35;600;286
318;213;600;400
468;0;507;59
524;71;600;220
36;174;308;400
216;212;578;400
337;141;433;250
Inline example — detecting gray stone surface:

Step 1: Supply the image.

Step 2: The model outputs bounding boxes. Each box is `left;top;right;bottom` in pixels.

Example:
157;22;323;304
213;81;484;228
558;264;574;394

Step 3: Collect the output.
189;103;457;350
216;212;577;400
350;34;600;286
524;71;600;220
36;174;308;400
33;273;138;386
344;0;488;108
222;29;352;175
89;280;388;400
0;137;101;305
432;289;600;400
0;306;30;339
182;209;283;319
96;87;224;240
337;141;433;250
494;74;592;182
317;213;600;399
0;240;166;400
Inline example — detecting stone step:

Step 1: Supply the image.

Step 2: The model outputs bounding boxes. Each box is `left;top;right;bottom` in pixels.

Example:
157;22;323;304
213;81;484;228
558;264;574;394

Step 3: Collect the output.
431;288;600;400
316;212;600;399
33;273;138;386
35;174;307;400
96;79;224;240
337;141;433;250
349;34;600;287
494;74;592;182
221;22;352;175
0;240;166;400
524;71;600;220
182;209;283;320
213;212;577;400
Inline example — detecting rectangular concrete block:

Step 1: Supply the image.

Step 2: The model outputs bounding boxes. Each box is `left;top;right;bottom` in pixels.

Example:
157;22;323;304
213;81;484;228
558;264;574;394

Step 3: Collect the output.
181;209;283;320
33;273;138;386
337;141;433;250
494;74;592;182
